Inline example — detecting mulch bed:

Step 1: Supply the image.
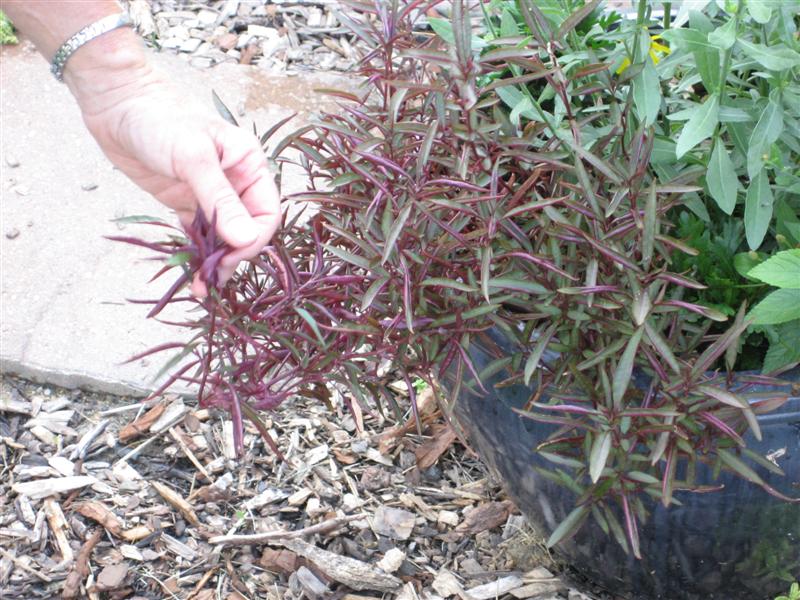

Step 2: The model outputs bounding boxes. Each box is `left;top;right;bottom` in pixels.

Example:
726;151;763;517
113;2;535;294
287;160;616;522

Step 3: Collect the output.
0;374;607;599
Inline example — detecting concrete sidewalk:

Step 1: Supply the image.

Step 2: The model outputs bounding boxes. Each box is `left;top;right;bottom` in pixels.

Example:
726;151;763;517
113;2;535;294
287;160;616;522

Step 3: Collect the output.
1;41;350;396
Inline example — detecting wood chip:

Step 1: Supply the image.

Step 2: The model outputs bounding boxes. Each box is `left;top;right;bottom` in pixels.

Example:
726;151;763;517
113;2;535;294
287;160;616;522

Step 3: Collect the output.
432;569;467;599
259;548;298;574
13;475;97;499
121;524;153;542
466;575;525;600
372;506;416;540
295;565;328;598
510;580;566;599
94;563;129;591
75;501;123;537
44;498;74;563
281;538;402;592
151;481;201;527
69;419;109;460
118;402;166;444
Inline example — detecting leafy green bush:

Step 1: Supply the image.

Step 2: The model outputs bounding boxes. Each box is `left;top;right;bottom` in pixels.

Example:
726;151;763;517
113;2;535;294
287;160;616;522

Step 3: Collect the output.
0;10;18;45
475;0;800;372
776;582;800;600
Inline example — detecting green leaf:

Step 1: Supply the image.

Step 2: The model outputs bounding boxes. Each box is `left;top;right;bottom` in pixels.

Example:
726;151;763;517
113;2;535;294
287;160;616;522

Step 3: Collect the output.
421;278;478;292
294;307;327;347
589;430;612;483
111;214;168;224
662;26;720;90
733;251;765;280
524;322;557;385
718;448;765;486
776;199;800;244
761;320;800;373
747;98;783;179
707;139;738;215
612;327;644;410
748;250;800;288
212;90;238;127
428;17;486;49
166;251;192;266
748;289;800;324
361;276;389;311
744;170;774;250
547;503;589;548
481;246;492;303
556;0;602;39
746;0;772;24
381;203;413;264
676;94;719;158
500;9;519;37
633;58;661;126
708;18;736;50
737;40;800;71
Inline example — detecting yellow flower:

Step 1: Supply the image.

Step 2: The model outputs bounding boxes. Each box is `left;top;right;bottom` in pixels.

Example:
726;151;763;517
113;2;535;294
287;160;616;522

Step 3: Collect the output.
616;34;670;74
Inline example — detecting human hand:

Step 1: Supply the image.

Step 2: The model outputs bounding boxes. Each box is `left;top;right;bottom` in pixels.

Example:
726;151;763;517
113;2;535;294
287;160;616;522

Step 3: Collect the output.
72;65;280;297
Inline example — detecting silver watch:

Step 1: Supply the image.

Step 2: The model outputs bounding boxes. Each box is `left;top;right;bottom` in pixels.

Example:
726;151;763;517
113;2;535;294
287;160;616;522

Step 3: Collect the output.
50;12;134;82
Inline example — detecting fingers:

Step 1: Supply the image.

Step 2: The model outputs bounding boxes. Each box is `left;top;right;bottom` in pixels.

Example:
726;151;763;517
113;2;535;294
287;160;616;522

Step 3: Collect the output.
183;156;262;248
177;123;281;296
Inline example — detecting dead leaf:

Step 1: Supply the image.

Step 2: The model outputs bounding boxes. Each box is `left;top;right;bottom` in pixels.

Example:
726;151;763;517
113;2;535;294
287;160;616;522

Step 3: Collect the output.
456;500;515;535
415;423;457;469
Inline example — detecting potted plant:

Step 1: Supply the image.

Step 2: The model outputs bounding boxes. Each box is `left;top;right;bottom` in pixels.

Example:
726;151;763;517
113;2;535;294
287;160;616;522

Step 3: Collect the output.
120;1;800;598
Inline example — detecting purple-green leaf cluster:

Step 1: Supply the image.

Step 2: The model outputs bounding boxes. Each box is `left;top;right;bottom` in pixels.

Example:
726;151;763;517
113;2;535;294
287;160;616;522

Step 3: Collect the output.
118;0;797;560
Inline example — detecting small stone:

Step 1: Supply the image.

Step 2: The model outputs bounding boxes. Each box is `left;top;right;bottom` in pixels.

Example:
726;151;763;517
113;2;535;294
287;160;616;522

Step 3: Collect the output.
179;37;203;53
81;182;98;191
196;9;218;25
247;25;279;39
5;228;20;239
5;155;20;168
376;548;406;574
12;185;29;196
214;32;238;50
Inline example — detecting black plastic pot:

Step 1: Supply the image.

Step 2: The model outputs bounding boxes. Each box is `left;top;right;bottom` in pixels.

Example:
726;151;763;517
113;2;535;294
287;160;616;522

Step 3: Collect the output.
444;328;800;600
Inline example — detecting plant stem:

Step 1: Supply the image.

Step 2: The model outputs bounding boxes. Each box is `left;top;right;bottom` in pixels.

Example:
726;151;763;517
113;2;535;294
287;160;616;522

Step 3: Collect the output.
663;2;671;29
637;0;648;26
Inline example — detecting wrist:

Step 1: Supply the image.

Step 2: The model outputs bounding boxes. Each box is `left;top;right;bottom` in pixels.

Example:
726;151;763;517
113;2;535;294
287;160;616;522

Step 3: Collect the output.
63;27;156;116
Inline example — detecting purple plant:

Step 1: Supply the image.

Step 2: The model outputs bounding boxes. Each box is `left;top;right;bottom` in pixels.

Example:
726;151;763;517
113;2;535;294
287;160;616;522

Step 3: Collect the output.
119;0;796;557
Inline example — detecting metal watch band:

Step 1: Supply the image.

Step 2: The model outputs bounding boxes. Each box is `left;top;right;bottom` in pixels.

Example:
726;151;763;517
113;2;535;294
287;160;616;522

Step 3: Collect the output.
50;12;134;82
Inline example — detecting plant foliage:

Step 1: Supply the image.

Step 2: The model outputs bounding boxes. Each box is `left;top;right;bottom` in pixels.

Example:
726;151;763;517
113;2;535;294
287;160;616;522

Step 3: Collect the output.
120;0;798;559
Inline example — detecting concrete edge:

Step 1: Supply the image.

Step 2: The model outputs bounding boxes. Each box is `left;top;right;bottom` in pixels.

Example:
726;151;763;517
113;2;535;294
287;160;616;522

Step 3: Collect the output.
0;356;194;399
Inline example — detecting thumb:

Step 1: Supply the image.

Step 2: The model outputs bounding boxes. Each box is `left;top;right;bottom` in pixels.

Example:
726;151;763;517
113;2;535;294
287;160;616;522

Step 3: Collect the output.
184;157;259;248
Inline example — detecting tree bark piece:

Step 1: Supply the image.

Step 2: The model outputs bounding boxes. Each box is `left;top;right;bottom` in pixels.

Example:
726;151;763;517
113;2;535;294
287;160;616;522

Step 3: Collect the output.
280;538;402;592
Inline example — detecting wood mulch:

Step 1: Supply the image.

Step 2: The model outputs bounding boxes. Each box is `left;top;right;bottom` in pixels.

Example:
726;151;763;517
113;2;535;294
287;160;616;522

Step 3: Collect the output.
0;374;604;600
